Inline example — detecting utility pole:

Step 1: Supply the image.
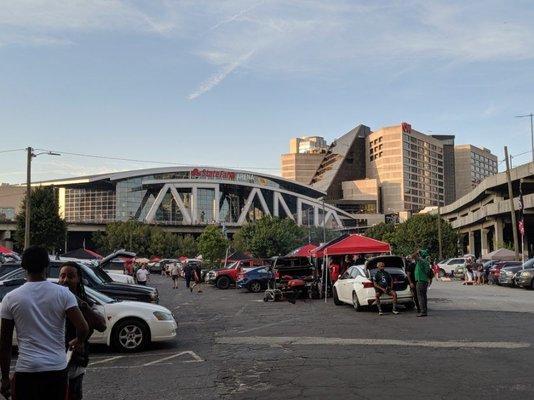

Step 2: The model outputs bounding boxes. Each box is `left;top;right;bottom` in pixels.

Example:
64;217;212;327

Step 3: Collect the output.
24;147;33;249
24;148;61;249
437;206;443;260
516;113;534;162
504;146;520;261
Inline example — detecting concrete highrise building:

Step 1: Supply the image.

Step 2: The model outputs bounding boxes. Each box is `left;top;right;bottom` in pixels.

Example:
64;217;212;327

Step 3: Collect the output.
281;136;328;185
366;123;445;214
431;135;456;205
454;144;498;199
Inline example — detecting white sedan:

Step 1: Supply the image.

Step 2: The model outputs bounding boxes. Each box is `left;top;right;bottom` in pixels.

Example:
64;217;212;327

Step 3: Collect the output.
0;280;177;352
333;256;415;311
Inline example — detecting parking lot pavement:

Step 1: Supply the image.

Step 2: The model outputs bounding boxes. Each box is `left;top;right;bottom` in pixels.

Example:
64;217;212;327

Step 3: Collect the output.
83;276;534;400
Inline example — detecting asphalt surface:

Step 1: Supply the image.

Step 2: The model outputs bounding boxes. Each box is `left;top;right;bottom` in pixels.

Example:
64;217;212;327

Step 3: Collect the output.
83;276;534;400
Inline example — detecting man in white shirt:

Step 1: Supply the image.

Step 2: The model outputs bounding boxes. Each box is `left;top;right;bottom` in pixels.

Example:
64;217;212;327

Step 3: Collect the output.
0;246;89;400
136;264;150;286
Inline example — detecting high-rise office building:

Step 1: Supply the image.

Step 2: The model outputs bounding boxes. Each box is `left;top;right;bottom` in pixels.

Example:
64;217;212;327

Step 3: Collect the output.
281;136;328;185
432;135;456;205
366;123;445;213
454;145;498;199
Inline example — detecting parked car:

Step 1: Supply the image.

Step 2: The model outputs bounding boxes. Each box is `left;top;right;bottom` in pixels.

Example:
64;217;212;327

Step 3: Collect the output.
99;250;136;276
515;258;534;289
332;255;414;311
437;258;467;276
236;267;274;293
0;279;176;352
489;261;523;284
0;263;24;280
208;259;265;289
499;265;526;286
4;261;159;303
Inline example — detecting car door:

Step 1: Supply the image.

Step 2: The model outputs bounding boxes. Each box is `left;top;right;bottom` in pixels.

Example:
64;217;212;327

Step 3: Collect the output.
352;266;368;302
338;267;355;302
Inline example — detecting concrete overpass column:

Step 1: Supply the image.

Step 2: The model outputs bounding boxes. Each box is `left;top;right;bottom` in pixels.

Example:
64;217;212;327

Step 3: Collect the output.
493;220;504;248
481;228;489;256
468;231;476;255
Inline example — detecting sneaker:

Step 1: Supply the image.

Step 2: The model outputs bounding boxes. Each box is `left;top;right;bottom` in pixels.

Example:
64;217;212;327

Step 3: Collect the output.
417;313;427;317
392;309;400;315
378;310;384;316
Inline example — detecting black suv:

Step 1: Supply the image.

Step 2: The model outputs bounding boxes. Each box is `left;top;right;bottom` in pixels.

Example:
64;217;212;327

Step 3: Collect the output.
1;261;159;304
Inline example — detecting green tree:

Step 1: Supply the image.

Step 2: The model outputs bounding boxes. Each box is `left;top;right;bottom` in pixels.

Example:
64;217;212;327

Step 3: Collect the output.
176;234;198;258
304;226;342;245
365;215;458;261
15;186;66;252
365;222;397;244
93;220;152;256
197;225;228;266
233;216;306;258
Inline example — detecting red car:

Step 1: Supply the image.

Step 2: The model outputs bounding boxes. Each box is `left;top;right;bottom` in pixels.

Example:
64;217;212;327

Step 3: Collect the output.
489;261;522;284
208;259;265;289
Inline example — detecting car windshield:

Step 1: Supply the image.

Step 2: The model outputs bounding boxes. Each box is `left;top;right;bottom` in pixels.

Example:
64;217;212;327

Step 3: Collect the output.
104;259;126;271
522;258;534;269
85;286;116;304
0;268;25;281
90;266;114;283
226;262;238;269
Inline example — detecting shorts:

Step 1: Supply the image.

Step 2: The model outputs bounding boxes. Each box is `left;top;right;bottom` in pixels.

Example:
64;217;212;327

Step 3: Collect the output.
172;275;179;281
14;368;68;400
375;287;393;295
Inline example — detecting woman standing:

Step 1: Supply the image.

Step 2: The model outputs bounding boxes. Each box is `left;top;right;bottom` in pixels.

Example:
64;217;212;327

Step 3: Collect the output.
59;262;106;400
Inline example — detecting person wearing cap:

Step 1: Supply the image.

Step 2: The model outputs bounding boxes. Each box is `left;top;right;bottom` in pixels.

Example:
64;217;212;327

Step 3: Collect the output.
414;249;432;317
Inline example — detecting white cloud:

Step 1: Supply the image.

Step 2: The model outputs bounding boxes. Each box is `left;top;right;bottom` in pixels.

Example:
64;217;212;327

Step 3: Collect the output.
188;50;255;100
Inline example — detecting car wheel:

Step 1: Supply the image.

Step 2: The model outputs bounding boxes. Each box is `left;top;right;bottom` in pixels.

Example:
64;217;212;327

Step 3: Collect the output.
438;269;445;278
248;281;262;293
531;279;534;290
333;288;342;305
216;276;231;290
404;301;416;310
352;292;363;312
112;318;149;352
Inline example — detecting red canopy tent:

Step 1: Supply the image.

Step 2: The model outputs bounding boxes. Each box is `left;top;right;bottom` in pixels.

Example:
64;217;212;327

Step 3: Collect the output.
311;234;390;258
286;244;318;258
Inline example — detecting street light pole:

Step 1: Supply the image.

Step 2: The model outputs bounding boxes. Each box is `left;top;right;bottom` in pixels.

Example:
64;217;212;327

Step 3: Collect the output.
504;146;520;261
24;147;33;249
24;148;61;249
515;113;534;162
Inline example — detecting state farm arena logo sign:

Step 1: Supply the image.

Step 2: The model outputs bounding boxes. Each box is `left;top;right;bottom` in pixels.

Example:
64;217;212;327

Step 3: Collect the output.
190;169;236;180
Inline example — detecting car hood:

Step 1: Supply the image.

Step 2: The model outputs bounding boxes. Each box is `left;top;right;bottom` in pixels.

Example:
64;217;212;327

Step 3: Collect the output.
102;282;156;293
107;300;172;314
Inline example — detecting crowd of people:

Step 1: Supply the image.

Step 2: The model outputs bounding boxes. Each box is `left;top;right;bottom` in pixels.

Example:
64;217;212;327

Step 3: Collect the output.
0;246;107;400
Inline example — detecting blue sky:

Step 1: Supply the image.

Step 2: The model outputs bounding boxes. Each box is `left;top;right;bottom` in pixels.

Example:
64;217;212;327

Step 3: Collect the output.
1;0;533;183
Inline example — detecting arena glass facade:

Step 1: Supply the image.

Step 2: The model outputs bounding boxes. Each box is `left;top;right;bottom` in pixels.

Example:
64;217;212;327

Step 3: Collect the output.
39;167;356;231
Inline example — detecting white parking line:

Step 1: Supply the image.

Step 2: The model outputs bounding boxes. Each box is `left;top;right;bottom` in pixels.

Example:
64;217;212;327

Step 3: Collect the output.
143;351;204;366
216;336;531;349
88;356;124;366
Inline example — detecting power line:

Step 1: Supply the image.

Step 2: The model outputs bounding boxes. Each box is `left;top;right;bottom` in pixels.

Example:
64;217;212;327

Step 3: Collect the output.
0;148;25;154
33;148;281;171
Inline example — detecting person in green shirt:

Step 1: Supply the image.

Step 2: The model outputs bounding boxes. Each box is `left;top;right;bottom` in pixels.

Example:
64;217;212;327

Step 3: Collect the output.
413;249;432;317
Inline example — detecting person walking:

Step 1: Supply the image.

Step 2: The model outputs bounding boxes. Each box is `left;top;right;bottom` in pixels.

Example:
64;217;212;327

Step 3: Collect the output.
190;262;203;294
170;262;180;289
414;249;433;317
59;262;107;400
136;263;150;286
373;262;399;316
0;246;89;400
183;261;194;291
405;255;420;313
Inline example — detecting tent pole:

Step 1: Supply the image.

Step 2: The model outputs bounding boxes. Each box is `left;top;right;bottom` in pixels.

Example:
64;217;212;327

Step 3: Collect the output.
324;253;328;303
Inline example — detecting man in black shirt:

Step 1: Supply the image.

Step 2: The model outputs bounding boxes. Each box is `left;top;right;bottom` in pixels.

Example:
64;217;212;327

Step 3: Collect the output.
373;262;399;315
404;256;420;313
